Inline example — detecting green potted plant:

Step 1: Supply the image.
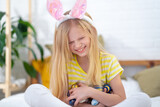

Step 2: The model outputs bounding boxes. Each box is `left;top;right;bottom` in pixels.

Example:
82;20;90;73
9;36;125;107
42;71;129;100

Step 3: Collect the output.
0;11;44;79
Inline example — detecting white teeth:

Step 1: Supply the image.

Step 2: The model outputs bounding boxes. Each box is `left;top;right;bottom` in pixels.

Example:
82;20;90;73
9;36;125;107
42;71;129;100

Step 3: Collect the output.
78;48;84;52
78;48;83;52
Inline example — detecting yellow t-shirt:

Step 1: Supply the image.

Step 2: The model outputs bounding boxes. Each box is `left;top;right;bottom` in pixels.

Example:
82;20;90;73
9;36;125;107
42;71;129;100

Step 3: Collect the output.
67;52;123;89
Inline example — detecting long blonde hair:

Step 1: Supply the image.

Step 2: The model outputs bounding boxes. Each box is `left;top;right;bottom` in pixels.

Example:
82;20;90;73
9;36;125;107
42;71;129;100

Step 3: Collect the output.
50;11;105;99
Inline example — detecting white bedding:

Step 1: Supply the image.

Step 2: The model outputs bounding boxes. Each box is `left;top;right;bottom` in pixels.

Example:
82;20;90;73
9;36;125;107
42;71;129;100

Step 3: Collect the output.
122;77;160;107
122;77;142;97
0;93;29;107
0;77;160;107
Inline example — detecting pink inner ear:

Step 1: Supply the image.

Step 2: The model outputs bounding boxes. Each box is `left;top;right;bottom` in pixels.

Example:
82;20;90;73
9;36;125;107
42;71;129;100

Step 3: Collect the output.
47;0;64;20
70;0;87;19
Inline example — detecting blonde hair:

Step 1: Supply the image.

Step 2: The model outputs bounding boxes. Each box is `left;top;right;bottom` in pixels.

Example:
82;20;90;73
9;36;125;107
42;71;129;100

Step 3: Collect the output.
50;11;105;99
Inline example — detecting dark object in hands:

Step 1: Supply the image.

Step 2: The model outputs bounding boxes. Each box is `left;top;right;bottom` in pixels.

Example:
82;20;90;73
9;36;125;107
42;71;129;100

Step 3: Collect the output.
103;84;112;93
91;84;112;106
68;84;78;106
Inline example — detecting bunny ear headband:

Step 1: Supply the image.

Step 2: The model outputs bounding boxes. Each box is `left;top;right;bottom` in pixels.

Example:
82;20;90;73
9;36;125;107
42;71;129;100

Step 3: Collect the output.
47;0;94;27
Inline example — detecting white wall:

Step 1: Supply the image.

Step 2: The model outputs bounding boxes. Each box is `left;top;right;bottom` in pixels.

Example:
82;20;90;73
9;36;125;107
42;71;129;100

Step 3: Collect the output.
1;0;160;60
0;0;160;78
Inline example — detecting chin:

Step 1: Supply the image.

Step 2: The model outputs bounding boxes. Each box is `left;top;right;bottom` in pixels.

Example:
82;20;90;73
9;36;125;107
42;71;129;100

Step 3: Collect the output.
76;52;88;58
77;54;87;58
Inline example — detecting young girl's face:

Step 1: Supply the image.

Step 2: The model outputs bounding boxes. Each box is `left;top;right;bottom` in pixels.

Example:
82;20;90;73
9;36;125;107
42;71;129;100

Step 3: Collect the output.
68;24;90;58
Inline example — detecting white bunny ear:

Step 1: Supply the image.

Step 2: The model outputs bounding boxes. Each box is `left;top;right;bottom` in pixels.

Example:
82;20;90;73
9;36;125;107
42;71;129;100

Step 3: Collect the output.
70;0;87;19
47;0;64;20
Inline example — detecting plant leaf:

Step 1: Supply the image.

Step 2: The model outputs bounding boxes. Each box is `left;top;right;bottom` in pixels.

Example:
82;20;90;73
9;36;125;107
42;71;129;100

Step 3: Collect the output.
11;59;14;68
23;61;37;78
17;18;28;39
1;22;6;33
27;47;37;61
0;11;5;21
35;42;44;61
12;48;19;58
0;32;5;54
0;55;5;67
19;20;37;41
17;44;38;61
11;25;23;43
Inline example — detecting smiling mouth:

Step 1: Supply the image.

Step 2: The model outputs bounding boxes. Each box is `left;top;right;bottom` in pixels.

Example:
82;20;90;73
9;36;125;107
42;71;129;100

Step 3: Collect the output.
76;46;86;53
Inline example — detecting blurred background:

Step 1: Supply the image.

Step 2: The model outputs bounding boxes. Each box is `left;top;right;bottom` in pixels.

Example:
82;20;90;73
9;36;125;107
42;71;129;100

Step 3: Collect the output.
0;0;160;100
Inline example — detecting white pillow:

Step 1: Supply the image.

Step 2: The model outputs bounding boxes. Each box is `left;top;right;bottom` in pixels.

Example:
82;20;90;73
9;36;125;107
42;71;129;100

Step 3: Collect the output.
0;93;29;107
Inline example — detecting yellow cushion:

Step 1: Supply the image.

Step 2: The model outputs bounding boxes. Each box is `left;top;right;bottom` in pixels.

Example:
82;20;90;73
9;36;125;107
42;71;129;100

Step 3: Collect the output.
133;65;160;97
32;56;51;88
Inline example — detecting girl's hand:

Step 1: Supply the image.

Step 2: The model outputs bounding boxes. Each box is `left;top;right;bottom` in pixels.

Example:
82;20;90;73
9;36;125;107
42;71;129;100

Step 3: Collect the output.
75;103;105;107
96;103;105;107
67;83;92;106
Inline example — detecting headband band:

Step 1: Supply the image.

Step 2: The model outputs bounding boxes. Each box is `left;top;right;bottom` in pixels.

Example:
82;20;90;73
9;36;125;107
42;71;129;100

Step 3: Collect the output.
47;0;94;27
56;15;94;27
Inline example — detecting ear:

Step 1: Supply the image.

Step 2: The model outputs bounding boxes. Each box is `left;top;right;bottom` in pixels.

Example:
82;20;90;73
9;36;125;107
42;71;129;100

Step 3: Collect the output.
70;0;87;19
47;0;64;20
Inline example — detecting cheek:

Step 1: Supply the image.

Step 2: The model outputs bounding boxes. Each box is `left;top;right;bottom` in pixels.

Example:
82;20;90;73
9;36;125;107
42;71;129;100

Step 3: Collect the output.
86;38;91;46
69;45;73;51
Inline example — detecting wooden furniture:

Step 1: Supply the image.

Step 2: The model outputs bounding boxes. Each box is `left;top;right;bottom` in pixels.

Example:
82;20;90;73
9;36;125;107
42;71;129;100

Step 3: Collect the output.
0;0;32;98
119;60;160;68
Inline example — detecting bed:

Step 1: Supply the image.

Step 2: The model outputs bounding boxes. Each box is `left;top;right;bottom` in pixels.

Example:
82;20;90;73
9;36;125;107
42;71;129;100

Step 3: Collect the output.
119;60;160;107
0;60;160;107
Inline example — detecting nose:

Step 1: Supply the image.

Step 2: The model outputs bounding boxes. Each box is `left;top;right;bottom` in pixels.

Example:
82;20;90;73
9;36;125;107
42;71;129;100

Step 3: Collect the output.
74;41;81;49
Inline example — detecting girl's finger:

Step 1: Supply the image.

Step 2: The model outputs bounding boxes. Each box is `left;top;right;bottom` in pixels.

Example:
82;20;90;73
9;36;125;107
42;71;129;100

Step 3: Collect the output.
74;98;80;106
77;82;86;87
67;95;76;101
104;88;107;93
70;91;76;96
69;88;76;94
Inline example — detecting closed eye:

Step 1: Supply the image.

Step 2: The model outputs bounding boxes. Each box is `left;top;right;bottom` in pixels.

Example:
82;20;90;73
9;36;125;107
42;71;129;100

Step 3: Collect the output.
69;41;74;44
79;37;85;40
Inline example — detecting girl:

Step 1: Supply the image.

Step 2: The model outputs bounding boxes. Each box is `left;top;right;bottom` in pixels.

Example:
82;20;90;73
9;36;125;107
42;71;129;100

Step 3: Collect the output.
25;0;151;107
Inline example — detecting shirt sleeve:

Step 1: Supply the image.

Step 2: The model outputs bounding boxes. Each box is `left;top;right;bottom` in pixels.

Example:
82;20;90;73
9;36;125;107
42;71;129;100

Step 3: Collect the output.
107;55;124;83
